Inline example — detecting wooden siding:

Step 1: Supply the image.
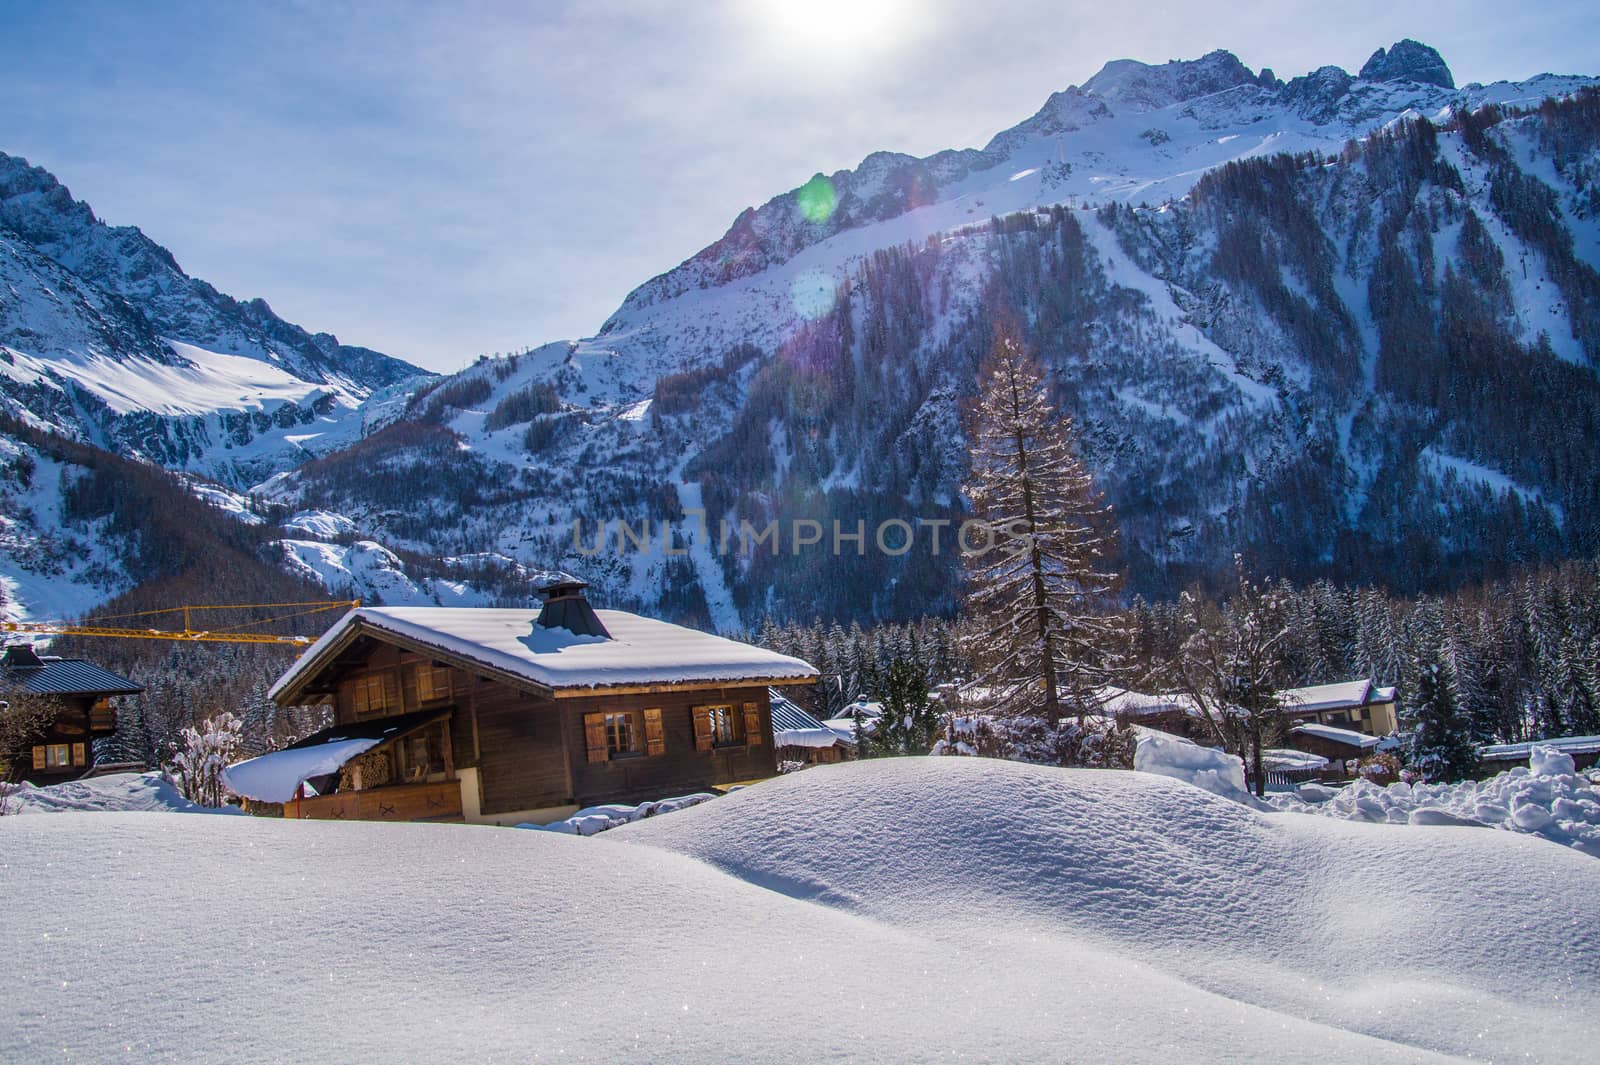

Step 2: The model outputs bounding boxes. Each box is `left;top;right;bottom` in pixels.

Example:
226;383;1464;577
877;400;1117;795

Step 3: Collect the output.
282;780;462;822
563;687;776;807
471;677;572;816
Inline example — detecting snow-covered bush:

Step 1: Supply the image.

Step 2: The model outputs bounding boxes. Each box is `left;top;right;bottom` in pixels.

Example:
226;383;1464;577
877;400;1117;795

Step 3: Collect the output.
1356;751;1402;784
166;712;244;808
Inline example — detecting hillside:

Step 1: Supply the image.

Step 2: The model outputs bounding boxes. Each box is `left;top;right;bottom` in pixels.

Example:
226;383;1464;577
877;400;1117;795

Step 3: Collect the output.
265;43;1600;624
3;759;1596;1062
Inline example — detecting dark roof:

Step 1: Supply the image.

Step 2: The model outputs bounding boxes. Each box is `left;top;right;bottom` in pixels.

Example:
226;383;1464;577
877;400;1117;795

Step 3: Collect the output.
2;654;143;697
768;688;829;732
284;707;451;752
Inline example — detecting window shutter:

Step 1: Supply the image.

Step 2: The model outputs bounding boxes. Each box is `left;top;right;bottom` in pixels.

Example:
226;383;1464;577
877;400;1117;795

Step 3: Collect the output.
692;706;713;752
584;713;609;763
32;746;45;770
643;708;665;756
742;702;762;746
72;742;87;766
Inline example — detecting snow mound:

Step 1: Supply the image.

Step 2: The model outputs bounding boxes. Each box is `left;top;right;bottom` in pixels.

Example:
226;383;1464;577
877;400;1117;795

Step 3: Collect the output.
1133;726;1253;802
1269;746;1600;856
520;792;716;835
3;761;1597;1062
2;772;246;815
625;758;1600;1063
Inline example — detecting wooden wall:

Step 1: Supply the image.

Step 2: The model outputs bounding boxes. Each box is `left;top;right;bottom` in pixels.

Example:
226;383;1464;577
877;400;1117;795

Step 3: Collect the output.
561;687;777;808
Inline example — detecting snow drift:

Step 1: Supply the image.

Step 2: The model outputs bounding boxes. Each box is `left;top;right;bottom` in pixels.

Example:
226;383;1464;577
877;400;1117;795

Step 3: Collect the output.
1270;745;1600;856
4;759;1595;1063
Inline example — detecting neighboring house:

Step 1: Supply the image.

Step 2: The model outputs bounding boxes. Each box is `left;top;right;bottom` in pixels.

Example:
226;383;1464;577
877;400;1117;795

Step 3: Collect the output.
2;644;142;784
1099;686;1208;740
1278;680;1399;736
1478;735;1600;776
769;688;852;764
225;580;817;825
1283;722;1383;777
821;699;883;749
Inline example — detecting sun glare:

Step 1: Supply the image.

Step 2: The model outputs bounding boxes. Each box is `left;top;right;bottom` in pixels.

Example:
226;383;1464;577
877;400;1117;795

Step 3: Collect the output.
742;0;919;65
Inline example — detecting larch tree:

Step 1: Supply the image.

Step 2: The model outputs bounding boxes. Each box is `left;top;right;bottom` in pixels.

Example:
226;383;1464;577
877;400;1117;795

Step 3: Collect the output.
960;323;1118;725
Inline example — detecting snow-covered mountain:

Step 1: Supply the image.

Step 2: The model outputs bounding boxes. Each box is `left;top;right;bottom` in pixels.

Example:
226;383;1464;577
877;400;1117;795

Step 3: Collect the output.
9;40;1600;629
0;151;429;487
265;40;1600;627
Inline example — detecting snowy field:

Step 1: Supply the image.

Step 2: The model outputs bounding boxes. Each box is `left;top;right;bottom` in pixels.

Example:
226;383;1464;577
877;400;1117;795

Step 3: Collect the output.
1;759;1596;1063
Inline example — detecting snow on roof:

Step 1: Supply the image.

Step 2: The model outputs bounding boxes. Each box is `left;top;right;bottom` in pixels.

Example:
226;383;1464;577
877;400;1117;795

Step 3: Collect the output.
1097;685;1203;718
1479;735;1600;761
1289;722;1381;749
223;709;452;803
1279;679;1392;713
1261;749;1330;771
270;607;817;702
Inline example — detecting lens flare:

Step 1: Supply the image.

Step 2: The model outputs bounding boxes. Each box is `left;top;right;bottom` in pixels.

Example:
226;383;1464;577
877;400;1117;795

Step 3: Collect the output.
796;174;836;224
790;268;835;319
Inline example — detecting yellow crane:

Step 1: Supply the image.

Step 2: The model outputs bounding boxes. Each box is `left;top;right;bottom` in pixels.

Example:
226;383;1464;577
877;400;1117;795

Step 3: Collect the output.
1;600;360;646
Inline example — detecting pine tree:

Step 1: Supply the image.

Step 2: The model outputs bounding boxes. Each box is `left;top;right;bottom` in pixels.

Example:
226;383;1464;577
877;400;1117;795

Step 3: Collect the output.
873;658;940;755
960;323;1118;723
1403;606;1480;782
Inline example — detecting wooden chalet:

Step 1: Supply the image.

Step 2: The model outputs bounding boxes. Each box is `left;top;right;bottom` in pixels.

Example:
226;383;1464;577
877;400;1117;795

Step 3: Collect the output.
2;644;142;784
225;580;817;824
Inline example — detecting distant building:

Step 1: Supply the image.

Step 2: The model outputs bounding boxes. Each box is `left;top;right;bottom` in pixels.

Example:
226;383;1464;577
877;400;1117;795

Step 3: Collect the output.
1278;680;1399;736
1478;735;1600;776
769;688;852;764
226;580;816;824
2;644;142;784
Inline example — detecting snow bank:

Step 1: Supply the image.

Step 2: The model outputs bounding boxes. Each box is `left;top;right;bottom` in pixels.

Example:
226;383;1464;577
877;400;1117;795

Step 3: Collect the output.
520;792;716;835
1133;727;1252;802
2;772;246;815
3;760;1598;1062
1269;745;1600;857
625;758;1600;1064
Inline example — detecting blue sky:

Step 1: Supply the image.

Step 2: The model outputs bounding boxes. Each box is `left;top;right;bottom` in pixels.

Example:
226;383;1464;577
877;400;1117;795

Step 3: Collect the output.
2;1;1594;372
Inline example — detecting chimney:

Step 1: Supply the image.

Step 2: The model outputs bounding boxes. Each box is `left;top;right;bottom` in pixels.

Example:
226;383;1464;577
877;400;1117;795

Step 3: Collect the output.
535;577;610;639
2;644;45;671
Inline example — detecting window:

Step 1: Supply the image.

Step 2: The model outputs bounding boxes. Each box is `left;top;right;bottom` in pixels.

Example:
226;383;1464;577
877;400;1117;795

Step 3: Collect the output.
605;712;639;758
693;703;763;751
414;662;452;703
585;710;660;763
351;673;390;716
43;744;73;768
708;705;742;746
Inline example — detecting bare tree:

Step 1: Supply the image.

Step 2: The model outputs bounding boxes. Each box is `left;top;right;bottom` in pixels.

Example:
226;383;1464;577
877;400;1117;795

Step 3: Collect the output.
0;687;60;813
1166;559;1293;797
960;322;1119;724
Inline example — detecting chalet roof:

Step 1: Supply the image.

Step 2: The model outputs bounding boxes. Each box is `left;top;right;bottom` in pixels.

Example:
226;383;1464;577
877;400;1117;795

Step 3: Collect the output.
769;688;849;749
1;651;143;697
269;607;818;704
223;708;450;803
1289;722;1381;749
1279;680;1394;713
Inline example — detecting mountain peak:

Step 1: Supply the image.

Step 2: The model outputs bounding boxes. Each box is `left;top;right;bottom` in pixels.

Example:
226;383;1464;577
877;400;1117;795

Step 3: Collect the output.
1359;39;1454;89
1080;49;1259;111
